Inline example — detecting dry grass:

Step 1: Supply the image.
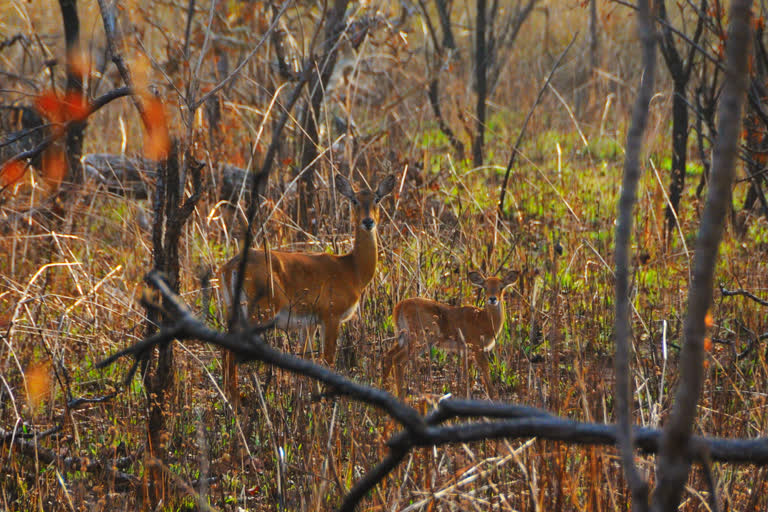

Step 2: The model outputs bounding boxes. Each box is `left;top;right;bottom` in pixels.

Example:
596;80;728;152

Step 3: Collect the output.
2;0;768;510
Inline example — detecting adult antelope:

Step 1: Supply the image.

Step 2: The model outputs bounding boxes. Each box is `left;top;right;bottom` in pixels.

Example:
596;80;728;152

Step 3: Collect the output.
219;174;396;402
382;270;519;397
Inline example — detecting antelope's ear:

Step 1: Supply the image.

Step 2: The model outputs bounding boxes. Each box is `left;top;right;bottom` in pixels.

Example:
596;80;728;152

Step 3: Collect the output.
468;271;486;288
335;174;357;203
502;270;520;289
375;174;396;202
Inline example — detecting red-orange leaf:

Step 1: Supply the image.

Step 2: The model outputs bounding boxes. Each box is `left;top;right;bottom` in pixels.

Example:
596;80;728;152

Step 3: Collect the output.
62;91;92;122
36;91;65;123
42;149;67;190
142;95;170;160
26;361;51;411
0;160;27;189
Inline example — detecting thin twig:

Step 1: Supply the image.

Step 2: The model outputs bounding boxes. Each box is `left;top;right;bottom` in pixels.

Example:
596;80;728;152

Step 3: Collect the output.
497;33;577;217
720;285;768;307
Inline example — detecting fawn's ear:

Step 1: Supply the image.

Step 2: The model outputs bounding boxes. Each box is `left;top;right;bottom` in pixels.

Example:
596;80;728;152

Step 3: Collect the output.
502;270;520;289
468;271;486;288
375;174;396;202
335;174;357;203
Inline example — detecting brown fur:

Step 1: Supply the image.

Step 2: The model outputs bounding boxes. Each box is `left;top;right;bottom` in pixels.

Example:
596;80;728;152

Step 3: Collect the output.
382;270;518;398
218;174;396;407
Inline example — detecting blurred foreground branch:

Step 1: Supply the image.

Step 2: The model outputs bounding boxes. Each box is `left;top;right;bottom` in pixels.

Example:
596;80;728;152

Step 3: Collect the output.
613;0;656;508
652;0;753;509
98;269;768;511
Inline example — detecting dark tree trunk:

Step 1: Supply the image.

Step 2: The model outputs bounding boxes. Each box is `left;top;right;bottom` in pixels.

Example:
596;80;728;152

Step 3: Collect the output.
589;0;599;71
428;79;465;158
666;80;688;231
473;0;488;169
298;0;350;229
144;144;203;507
435;0;457;50
657;0;706;236
58;0;86;186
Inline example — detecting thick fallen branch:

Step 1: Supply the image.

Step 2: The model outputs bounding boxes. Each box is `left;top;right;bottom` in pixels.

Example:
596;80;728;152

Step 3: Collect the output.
97;269;768;511
1;427;136;487
82;153;258;201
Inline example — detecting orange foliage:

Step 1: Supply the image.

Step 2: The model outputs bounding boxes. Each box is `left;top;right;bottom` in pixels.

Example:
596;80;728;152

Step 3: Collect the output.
141;95;170;160
25;361;52;411
35;90;92;128
42;149;67;190
36;91;64;123
0;160;28;189
705;311;714;328
62;91;92;122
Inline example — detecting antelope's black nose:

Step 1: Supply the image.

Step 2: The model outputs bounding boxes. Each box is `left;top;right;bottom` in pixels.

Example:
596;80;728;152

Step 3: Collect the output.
488;296;499;305
362;218;375;230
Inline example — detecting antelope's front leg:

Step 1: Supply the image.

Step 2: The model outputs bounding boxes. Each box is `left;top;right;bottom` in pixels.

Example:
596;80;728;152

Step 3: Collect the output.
321;319;340;366
475;348;494;398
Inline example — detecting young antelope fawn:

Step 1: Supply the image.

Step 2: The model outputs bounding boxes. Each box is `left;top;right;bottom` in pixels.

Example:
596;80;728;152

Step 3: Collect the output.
382;270;519;397
219;174;396;404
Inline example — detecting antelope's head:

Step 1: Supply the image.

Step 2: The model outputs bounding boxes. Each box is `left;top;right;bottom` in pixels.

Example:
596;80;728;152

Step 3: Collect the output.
469;270;519;307
335;174;396;232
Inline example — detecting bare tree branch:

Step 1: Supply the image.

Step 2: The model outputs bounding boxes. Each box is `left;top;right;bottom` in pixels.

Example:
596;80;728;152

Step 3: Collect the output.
497;34;576;217
614;0;656;508
192;0;292;110
720;285;768;307
652;0;753;509
96;0;147;124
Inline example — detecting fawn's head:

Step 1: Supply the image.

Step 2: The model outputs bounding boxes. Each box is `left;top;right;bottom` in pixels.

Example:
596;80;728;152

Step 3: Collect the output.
468;270;519;307
336;174;396;232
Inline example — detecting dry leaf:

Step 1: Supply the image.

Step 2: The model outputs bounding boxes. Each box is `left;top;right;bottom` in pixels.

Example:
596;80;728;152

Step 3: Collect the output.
42;148;67;190
26;361;51;411
0;160;27;189
36;91;65;124
67;48;89;80
142;95;170;160
62;91;92;122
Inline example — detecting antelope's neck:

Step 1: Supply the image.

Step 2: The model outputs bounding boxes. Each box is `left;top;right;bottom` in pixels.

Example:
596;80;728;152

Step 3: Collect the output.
349;225;378;286
485;302;505;338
